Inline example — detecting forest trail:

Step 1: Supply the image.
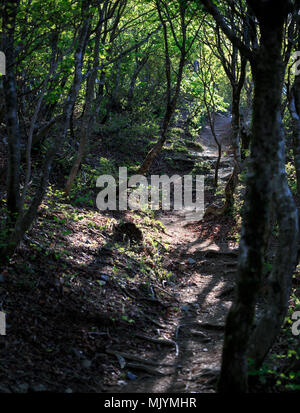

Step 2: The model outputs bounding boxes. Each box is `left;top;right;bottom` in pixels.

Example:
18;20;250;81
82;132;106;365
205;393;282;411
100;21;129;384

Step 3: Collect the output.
3;0;300;395
117;114;238;393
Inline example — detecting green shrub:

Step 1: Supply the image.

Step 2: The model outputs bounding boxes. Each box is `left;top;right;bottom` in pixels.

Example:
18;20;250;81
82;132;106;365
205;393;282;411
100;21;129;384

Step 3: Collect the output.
286;161;297;194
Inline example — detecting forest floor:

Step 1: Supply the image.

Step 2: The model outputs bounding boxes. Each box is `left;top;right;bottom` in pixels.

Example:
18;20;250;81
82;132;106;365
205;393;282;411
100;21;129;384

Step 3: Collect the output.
116;114;239;393
0;114;299;393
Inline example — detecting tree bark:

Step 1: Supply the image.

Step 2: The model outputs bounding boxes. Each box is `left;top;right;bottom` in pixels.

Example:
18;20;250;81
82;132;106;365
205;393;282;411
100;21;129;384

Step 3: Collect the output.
218;11;289;393
64;10;104;196
0;3;91;263
138;101;177;175
127;54;149;108
288;77;300;195
2;1;21;218
248;121;299;369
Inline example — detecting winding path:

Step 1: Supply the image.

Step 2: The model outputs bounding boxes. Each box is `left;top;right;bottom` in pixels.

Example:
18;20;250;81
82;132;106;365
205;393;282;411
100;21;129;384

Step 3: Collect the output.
117;114;238;393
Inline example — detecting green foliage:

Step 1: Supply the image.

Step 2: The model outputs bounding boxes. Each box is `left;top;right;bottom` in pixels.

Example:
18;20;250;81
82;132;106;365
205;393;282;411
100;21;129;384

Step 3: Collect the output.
101;114;160;158
248;352;300;391
262;260;272;276
98;157;117;176
191;160;211;174
185;139;203;151
69;158;116;206
286;161;297;194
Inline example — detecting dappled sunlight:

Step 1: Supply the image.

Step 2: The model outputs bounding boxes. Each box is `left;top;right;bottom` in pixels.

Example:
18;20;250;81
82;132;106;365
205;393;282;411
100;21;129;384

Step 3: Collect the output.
1;0;299;395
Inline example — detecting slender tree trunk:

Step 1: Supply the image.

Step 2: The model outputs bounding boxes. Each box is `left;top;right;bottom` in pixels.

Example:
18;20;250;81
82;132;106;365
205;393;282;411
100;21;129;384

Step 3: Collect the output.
0;7;90;263
241;80;253;158
20;34;58;209
127;55;149;108
230;55;246;169
138;1;187;175
206;109;221;187
2;1;21;218
64;18;103;196
231;90;242;167
1;145;57;261
204;164;238;216
139;101;176;175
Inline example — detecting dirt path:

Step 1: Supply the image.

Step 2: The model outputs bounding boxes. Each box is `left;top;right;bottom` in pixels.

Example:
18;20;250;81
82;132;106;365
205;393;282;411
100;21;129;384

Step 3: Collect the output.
117;114;238;393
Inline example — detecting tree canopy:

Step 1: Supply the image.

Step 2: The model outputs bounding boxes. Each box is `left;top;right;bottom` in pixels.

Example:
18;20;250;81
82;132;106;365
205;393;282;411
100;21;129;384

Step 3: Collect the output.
0;0;299;394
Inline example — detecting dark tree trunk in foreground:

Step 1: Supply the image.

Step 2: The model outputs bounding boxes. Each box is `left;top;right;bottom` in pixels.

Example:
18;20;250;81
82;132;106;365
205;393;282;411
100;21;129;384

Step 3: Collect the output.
289;62;300;195
248;120;299;368
287;5;300;194
200;0;298;392
218;4;297;392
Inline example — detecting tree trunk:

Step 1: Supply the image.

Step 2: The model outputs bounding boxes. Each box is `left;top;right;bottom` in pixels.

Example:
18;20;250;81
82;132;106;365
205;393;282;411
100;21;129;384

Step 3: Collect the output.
231;90;242;168
138;1;186;175
218;22;288;393
127;55;149;108
206;110;221;187
204;164;238;216
0;7;90;263
248;120;299;369
289;77;300;195
139;101;176;175
2;1;21;218
64;18;103;196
